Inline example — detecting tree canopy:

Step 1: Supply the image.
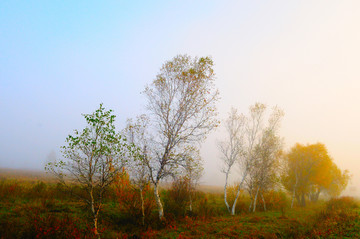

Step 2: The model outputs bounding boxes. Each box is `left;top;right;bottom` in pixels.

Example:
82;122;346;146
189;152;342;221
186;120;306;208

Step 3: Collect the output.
282;143;350;207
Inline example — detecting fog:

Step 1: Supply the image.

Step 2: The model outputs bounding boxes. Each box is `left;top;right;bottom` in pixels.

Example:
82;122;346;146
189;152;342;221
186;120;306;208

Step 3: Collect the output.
1;1;359;195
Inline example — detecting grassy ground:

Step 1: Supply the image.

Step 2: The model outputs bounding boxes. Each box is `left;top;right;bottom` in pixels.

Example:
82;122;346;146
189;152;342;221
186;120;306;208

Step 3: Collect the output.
2;200;359;238
153;200;360;239
0;172;359;238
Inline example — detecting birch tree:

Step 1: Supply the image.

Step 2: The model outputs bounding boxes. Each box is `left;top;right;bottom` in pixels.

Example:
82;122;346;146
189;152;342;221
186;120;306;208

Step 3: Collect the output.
142;55;220;220
219;103;280;215
220;104;283;214
123;115;152;226
218;108;246;215
46;104;130;238
247;107;283;212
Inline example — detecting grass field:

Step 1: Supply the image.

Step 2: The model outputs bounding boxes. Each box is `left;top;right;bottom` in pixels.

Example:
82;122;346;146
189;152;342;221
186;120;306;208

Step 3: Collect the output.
155;206;360;238
0;170;359;239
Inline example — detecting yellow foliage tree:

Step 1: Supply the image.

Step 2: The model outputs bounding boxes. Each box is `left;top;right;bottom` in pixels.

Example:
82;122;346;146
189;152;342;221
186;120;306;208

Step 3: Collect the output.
282;143;350;207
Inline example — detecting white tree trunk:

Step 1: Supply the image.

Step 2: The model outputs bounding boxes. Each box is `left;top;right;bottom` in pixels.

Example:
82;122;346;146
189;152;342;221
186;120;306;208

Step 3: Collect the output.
140;188;145;226
154;183;164;220
188;182;193;212
224;170;231;213
249;198;253;212
291;172;298;208
291;187;296;209
253;187;260;212
189;193;193;212
261;192;266;211
231;170;248;215
89;188;100;239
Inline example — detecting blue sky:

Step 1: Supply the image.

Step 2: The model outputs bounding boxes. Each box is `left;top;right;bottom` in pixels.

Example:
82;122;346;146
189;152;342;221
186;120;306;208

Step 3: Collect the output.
1;1;359;190
0;0;223;167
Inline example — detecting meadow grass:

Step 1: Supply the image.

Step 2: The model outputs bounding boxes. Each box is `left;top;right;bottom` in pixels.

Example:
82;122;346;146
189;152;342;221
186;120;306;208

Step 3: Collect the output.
0;175;359;238
155;202;360;238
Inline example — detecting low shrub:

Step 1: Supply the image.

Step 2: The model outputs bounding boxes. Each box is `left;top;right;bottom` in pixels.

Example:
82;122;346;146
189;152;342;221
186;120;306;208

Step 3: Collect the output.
191;192;223;218
305;197;359;238
0;179;23;200
114;172;156;227
0;204;98;239
163;177;191;218
325;196;358;212
263;190;288;213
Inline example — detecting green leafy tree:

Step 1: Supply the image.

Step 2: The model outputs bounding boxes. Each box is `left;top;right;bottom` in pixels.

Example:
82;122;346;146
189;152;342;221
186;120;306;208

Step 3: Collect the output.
46;104;130;238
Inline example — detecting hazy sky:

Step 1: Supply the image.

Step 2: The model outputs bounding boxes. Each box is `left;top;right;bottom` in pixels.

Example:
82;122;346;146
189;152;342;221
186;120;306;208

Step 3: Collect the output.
1;1;359;192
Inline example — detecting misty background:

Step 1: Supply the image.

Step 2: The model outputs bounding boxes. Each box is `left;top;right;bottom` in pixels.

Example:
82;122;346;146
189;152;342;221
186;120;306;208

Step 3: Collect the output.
1;1;359;194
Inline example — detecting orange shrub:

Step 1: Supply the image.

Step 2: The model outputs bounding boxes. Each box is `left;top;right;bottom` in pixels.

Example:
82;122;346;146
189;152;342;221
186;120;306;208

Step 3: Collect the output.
262;190;288;212
114;170;155;225
325;196;358;212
